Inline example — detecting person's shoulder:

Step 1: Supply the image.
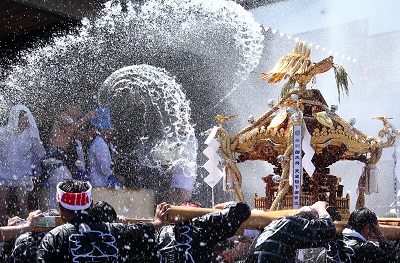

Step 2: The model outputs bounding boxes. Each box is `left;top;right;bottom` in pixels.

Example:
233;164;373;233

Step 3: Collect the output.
126;222;155;232
361;240;382;250
89;136;106;150
103;221;149;229
262;216;288;231
226;202;251;218
104;221;155;236
91;136;106;146
355;240;392;261
284;215;302;222
336;234;360;246
280;215;321;228
46;223;76;237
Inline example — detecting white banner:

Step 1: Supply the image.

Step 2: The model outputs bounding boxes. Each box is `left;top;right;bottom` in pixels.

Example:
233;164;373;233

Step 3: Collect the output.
293;126;302;209
203;145;216;158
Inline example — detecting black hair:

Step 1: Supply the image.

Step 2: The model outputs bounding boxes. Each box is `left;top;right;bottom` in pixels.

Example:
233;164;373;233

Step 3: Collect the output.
91;201;117;223
296;210;318;221
347;207;378;233
58;179;90;193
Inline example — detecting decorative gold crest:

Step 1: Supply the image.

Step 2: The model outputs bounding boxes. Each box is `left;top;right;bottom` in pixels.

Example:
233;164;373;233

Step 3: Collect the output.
268;111;287;128
315;112;334;128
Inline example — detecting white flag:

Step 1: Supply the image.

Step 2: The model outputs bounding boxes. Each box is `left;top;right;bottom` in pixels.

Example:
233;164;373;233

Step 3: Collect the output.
302;124;315;177
204;168;224;188
202;126;223;188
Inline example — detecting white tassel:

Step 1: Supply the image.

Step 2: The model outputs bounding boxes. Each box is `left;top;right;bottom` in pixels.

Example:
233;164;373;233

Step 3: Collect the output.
366;164;379;195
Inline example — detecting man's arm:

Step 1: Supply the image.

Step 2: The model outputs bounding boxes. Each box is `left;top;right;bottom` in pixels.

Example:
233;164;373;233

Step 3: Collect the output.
371;223;389;246
188;202;251;244
0;210;42;242
311;201;330;218
71;111;95;131
63;111;94;135
152;202;171;231
369;223;398;262
357;240;398;263
290;201;336;248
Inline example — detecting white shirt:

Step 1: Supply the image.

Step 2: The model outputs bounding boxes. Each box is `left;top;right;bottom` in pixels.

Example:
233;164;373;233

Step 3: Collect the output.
0;129;45;178
342;228;367;242
169;133;198;192
88;135;113;187
0;105;46;185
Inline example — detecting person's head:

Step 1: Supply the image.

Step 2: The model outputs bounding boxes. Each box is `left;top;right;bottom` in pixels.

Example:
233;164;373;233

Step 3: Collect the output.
91;201;117;223
17;111;29;133
64;100;81;119
7;105;38;137
56;179;93;222
176;123;187;135
348;207;378;237
296;206;318;220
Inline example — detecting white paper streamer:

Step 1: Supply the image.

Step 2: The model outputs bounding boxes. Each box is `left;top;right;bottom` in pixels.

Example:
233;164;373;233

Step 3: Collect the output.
302;124;315;177
203;126;223;188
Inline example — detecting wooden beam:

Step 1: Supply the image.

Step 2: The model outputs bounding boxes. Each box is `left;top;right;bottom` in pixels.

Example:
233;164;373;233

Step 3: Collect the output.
33;206;400;240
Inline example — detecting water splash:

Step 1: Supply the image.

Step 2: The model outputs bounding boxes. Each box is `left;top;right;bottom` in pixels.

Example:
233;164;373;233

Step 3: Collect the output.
0;0;264;189
98;64;194;145
1;0;264;117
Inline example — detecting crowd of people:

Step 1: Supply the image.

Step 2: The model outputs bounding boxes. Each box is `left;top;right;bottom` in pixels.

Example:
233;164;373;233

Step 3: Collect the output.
2;179;252;262
0;102;197;217
0;103;399;262
1;178;397;262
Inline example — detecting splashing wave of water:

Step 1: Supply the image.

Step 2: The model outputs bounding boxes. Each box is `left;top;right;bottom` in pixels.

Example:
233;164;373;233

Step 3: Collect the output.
1;0;264;118
98;64;193;139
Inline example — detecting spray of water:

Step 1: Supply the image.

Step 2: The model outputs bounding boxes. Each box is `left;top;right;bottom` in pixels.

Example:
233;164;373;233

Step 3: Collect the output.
0;0;264;196
1;0;264;114
98;64;196;170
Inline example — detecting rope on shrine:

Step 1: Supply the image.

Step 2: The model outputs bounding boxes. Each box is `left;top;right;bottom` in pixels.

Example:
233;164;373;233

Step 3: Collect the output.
355;172;366;209
270;142;293;210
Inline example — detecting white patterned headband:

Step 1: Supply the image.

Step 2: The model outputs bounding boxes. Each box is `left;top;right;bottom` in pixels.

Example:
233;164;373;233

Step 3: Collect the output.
56;182;93;210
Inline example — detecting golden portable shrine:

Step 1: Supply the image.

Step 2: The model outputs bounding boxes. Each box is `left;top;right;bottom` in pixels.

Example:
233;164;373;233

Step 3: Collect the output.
36;42;400;239
213;41;398;221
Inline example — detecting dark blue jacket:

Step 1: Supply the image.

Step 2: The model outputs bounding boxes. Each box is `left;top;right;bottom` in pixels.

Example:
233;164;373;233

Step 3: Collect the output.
326;230;397;263
36;215;157;263
156;202;251;262
249;214;336;263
